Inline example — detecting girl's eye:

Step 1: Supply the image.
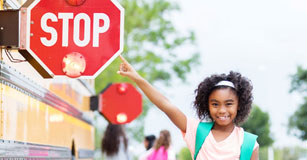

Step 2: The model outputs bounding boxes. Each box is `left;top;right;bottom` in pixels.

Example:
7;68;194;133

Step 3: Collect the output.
211;103;218;107
226;103;233;106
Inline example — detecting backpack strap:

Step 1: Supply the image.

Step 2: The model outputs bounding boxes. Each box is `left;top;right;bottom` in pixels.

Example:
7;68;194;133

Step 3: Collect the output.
240;131;258;160
194;122;214;160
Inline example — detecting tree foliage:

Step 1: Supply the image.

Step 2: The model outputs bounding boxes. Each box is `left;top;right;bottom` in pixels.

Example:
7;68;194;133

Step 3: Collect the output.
274;146;307;160
242;105;274;147
95;0;199;142
289;66;307;140
290;66;307;93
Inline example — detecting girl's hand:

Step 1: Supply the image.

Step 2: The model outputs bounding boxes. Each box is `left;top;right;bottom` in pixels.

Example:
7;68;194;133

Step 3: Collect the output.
117;55;141;81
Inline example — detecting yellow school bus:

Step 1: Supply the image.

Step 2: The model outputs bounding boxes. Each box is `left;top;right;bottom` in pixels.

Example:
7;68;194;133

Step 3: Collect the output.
0;0;95;159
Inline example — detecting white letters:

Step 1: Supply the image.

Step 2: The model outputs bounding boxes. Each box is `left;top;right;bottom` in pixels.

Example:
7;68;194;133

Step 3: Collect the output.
58;13;73;47
73;13;91;47
93;13;110;47
40;12;110;47
40;12;58;47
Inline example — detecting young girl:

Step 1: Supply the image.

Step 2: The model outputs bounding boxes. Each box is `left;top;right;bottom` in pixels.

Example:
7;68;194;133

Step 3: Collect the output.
138;135;156;160
144;135;156;151
101;123;130;160
140;130;176;160
117;55;259;160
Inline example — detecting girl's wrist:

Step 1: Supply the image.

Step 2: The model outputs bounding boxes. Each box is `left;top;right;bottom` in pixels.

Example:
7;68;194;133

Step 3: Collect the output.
133;75;145;84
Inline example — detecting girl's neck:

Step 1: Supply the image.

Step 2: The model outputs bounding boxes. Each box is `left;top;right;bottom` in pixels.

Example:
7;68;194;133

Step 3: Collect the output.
213;122;235;132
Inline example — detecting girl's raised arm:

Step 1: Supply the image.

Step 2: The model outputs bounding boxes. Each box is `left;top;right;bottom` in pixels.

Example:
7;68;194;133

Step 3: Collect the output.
117;55;187;132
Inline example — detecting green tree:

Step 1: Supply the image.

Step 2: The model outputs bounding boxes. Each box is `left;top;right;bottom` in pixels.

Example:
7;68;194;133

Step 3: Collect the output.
242;105;274;147
95;0;199;143
289;66;307;140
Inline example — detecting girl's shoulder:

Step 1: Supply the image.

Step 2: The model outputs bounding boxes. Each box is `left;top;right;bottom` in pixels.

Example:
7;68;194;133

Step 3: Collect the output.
233;126;259;150
233;126;245;145
234;125;244;135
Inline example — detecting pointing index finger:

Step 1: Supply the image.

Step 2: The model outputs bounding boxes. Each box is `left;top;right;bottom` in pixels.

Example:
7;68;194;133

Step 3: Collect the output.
119;55;128;63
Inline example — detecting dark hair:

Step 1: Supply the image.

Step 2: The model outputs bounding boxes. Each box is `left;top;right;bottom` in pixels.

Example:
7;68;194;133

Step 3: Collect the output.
101;123;128;156
153;130;171;150
194;71;253;125
145;135;156;150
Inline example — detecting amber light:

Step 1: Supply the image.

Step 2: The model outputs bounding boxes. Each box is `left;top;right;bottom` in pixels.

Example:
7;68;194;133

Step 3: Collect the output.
116;113;128;124
62;52;86;78
65;0;86;6
117;83;128;94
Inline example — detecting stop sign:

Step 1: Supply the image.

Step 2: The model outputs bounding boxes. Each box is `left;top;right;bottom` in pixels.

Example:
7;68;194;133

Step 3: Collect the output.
99;83;142;124
19;0;124;78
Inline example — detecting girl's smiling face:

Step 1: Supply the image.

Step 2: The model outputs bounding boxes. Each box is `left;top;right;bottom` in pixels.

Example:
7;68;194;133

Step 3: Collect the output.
208;88;239;127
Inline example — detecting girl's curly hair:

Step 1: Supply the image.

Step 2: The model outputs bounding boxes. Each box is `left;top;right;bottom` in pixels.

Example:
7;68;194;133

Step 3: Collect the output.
194;71;253;125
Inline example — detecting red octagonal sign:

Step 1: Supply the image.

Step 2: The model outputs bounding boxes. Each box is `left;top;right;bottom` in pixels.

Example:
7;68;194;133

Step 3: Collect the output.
19;0;124;78
99;83;142;124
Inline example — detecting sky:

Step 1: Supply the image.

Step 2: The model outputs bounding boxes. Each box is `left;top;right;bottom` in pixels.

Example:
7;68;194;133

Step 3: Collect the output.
143;0;307;153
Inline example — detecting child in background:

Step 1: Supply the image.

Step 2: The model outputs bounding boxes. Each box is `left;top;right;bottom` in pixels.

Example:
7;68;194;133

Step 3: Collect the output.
138;135;156;160
144;135;156;151
101;123;130;160
117;55;259;160
147;130;176;160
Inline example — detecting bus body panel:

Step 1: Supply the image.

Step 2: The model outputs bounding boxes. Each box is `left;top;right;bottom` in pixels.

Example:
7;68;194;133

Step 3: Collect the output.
0;50;95;159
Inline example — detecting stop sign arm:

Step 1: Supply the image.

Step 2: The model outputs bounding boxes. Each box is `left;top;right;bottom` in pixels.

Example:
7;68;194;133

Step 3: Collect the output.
19;49;54;78
117;55;187;132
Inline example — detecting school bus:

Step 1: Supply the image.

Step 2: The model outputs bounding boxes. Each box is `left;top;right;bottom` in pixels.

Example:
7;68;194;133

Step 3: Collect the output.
0;0;95;159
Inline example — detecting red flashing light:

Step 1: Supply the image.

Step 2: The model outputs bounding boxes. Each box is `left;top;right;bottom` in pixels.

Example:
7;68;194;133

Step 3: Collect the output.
65;0;86;6
62;52;86;78
116;113;128;124
117;83;128;94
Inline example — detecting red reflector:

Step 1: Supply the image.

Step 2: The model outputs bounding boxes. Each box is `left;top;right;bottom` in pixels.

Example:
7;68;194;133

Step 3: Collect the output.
62;52;86;78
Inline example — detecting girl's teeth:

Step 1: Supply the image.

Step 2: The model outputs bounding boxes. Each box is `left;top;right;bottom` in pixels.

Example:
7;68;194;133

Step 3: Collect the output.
219;116;229;120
